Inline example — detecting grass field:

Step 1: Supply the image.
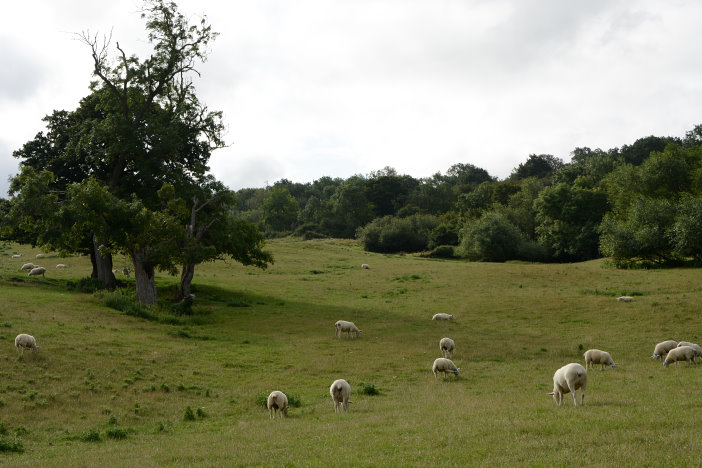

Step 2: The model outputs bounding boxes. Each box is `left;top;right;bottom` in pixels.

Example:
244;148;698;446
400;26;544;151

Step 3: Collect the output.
1;238;701;466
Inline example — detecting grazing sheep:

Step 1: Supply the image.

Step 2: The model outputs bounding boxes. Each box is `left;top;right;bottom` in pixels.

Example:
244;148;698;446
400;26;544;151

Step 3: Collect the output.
617;296;634;302
56;264;68;269
267;391;289;419
432;358;459;379
652;340;678;360
439;337;455;358
584;349;616;371
11;254;22;258
35;253;44;258
335;320;361;339
677;342;702;363
15;334;38;356
432;313;454;321
330;379;351;413
664;346;697;367
20;263;36;271
549;363;587;406
28;267;46;278
361;264;370;269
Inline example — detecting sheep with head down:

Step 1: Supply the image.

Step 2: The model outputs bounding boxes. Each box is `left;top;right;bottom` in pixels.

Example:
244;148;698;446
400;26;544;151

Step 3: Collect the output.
652;340;678;360
432;313;454;321
330;379;351;413
549;363;587;406
439;337;455;358
664;346;697;368
432;358;459;379
267;391;289;419
584;349;615;371
15;334;38;356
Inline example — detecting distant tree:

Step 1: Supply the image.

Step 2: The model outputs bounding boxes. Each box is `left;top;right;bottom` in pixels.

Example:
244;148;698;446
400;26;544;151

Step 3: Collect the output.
619;135;676;166
263;187;299;233
458;212;524;262
510;154;564;180
670;195;702;260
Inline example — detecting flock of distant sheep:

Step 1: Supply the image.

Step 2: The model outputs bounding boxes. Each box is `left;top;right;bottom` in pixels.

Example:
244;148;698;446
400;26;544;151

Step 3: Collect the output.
8;255;702;417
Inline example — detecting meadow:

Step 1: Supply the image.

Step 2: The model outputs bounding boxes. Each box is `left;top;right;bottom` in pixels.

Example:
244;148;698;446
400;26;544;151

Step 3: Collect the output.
1;238;701;467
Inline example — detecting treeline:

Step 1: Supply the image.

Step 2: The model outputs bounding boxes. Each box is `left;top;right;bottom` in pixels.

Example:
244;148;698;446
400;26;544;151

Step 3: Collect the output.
236;126;702;266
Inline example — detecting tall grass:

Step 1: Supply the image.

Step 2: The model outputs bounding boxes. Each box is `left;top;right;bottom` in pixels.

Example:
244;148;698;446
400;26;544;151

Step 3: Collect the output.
1;239;701;466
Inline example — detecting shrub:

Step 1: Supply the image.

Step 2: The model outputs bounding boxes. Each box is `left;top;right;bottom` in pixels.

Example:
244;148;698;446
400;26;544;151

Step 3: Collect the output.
358;214;440;253
424;245;456;259
79;428;101;442
183;406;196;421
358;382;380;396
105;428;128;440
0;438;24;453
458;212;525;262
67;277;103;293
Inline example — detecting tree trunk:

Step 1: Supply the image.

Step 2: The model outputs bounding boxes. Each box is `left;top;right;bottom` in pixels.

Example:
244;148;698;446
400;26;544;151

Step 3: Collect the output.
93;235;116;289
179;263;195;300
131;248;157;305
89;249;98;279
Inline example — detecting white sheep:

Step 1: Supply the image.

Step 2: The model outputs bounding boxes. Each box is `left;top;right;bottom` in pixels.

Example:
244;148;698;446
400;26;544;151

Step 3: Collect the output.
335;320;361;339
28;267;46;278
677;342;702;363
35;253;44;258
11;254;22;258
549;363;587;406
56;264;68;269
617;296;634;302
361;264;370;269
584;349;616;371
652;340;678;360
20;263;36;271
266;391;289;419
432;357;459;379
432;313;454;321
439;337;455;358
15;334;38;356
330;379;351;413
664;346;697;367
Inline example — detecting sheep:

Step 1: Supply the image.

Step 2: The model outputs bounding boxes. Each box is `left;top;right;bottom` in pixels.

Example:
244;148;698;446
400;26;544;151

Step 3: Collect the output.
584;349;616;371
548;363;587;406
432;358;459;379
11;254;22;258
266;391;289;419
617;296;634;302
335;320;361;339
28;267;46;278
439;337;455;358
56;264;68;269
432;313;454;321
330;379;351;413
20;263;36;271
15;334;38;356
35;253;44;258
652;340;678;360
361;264;370;269
664;346;697;367
677;342;702;363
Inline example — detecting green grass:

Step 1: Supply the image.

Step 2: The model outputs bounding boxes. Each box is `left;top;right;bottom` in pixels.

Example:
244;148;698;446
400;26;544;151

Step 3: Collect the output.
1;238;702;466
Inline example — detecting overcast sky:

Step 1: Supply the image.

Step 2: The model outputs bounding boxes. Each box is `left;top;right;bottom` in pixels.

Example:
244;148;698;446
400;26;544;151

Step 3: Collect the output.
2;0;702;197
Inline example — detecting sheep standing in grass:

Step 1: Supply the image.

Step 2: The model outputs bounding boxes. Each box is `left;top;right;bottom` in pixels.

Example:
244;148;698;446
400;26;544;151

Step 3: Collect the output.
267;391;289;419
330;379;351;413
28;267;46;278
432;313;454;321
617;296;634;302
11;254;22;258
432;358;459;379
549;363;587;406
677;342;702;363
335;320;361;339
584;349;616;371
361;264;370;269
439;337;455;358
56;264;68;269
652;340;678;360
15;334;38;356
20;263;35;271
663;346;697;367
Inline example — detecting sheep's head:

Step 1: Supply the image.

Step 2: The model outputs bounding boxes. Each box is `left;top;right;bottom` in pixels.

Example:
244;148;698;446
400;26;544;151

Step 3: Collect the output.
453;368;459;375
610;362;616;369
283;405;289;417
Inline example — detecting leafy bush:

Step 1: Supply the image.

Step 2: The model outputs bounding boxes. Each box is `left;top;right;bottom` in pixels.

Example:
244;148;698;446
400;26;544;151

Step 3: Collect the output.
79;429;101;442
67;277;103;293
424;245;456;259
183;406;196;421
358;382;380;395
105;428;128;440
358;214;439;253
0;438;24;453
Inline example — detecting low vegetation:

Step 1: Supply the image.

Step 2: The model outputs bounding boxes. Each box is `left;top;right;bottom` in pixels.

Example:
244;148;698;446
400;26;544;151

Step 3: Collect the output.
1;238;701;466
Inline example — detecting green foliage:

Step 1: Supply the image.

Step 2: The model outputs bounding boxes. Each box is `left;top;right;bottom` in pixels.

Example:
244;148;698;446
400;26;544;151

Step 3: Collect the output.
263;187;299;233
358;382;380;396
105;428;128;440
183;406;196;421
0;438;24;453
358;214;439;253
79;429;101;442
458;212;546;262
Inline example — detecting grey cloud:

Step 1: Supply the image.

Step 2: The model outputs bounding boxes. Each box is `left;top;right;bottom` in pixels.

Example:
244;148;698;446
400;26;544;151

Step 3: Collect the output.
0;38;46;102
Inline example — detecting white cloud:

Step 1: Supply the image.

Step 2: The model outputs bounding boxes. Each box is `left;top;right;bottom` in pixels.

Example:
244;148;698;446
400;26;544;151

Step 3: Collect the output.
2;0;702;196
